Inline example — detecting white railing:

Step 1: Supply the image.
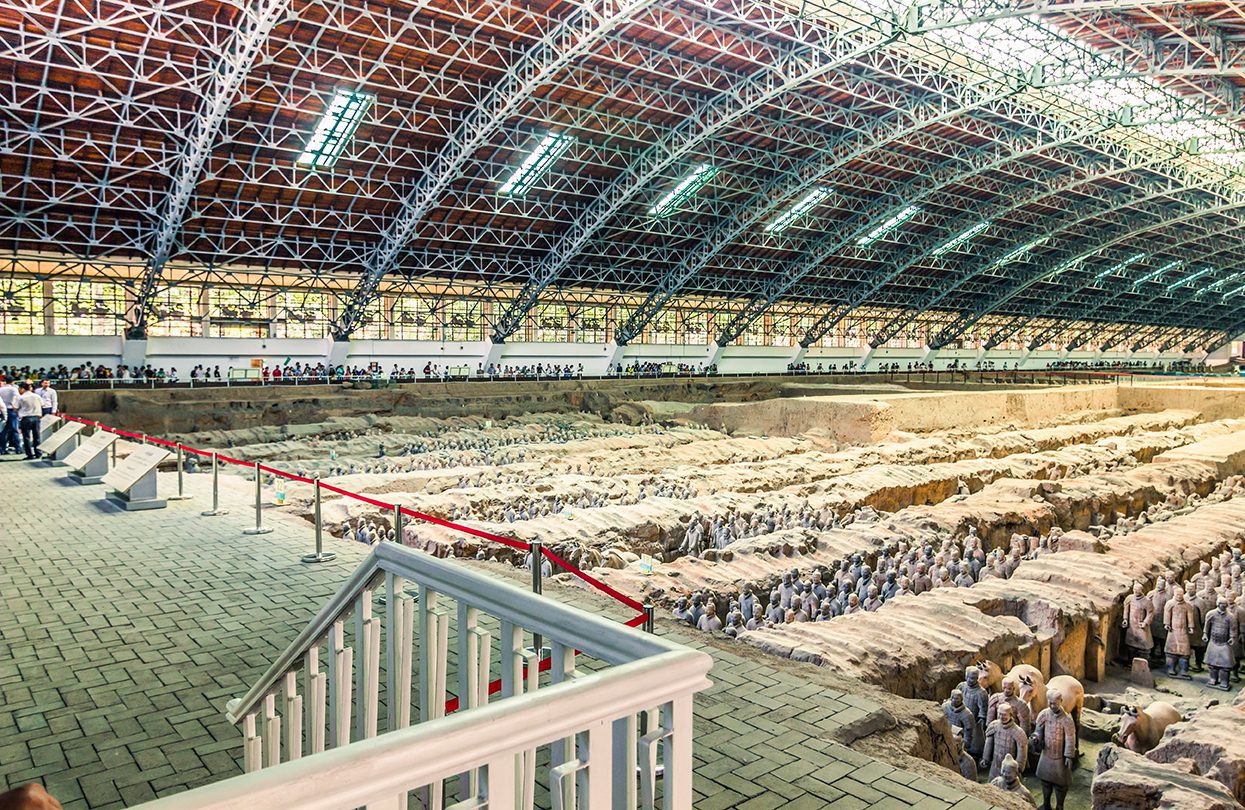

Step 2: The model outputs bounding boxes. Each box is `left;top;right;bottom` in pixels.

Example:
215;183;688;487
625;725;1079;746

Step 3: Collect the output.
130;541;712;810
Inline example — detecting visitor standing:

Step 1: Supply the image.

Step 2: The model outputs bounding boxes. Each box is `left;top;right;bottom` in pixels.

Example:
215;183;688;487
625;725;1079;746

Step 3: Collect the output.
0;376;19;453
16;382;43;459
36;380;57;415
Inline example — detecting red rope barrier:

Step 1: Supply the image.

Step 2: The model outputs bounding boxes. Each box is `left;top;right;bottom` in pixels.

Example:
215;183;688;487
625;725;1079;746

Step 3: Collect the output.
59;414;645;616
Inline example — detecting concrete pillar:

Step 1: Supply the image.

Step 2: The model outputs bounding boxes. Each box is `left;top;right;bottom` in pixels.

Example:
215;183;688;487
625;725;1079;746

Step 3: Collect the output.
328;338;350;368
860;346;878;370
707;340;727;368
121;338;147;371
600;338;622;370
484;339;505;371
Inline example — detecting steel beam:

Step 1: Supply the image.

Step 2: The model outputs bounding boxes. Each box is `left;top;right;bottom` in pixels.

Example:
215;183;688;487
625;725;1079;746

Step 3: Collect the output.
329;0;663;340
487;14;901;343
125;0;292;338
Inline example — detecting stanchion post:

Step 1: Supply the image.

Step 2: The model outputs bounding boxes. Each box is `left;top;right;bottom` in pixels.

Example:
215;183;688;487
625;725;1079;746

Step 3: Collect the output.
392;504;403;544
643;603;655;634
301;474;336;563
243;461;274;535
531;541;543;655
168;444;192;501
201;452;228;516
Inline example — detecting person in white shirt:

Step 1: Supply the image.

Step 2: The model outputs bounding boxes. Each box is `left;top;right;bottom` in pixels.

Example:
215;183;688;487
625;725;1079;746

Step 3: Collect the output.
16;382;43;458
37;379;57;415
0;376;19;454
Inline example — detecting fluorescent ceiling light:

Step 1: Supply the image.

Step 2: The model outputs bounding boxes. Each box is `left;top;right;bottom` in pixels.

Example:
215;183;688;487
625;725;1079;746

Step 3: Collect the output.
1223;282;1245;299
499;132;575;196
856;204;922;247
1093;252;1146;281
765;187;833;233
297;89;374;168
649;164;718;217
931;220;991;257
1133;260;1181;287
1203;271;1245;295
991;237;1048;269
1168;266;1213;291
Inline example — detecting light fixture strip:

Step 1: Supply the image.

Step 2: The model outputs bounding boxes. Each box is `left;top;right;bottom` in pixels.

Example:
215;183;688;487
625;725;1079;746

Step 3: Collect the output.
990;237;1048;269
1134;260;1181;287
1222;281;1245;299
1093;251;1146;281
856;204;922;247
765;187;832;233
297;89;375;168
1168;266;1213;290
498;132;575;196
649;164;718;217
931;220;991;257
1205;270;1245;294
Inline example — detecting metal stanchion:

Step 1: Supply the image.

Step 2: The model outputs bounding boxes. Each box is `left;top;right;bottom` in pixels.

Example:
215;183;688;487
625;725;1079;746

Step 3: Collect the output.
168;444;192;500
301;474;336;563
530;540;544;654
643;603;655;634
201;452;228;516
392;503;403;544
243;461;274;535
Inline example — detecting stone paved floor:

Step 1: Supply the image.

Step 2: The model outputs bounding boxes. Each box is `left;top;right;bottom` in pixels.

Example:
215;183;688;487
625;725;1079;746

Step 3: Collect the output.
0;452;998;809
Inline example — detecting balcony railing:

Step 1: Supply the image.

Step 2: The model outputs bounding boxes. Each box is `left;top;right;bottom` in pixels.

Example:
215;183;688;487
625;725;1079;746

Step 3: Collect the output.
129;541;712;810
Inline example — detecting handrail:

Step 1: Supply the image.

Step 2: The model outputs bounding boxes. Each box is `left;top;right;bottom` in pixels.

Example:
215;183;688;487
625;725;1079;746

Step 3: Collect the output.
227;542;674;725
132;647;711;810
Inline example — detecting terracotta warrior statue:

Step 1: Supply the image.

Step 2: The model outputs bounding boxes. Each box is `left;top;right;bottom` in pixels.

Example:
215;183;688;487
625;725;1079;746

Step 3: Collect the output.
987;676;1032;735
943;689;980;759
1120;581;1154;662
1031;691;1076;810
989;753;1035;806
1203;596;1239;690
1163;587;1198;679
980;702;1028;781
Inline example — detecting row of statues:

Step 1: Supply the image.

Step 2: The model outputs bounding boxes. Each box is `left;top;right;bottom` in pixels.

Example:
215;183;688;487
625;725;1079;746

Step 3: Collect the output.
1121;550;1244;689
675;526;1063;634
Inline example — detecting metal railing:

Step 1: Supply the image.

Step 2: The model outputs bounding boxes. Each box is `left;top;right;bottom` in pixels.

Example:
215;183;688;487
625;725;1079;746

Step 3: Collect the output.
45;366;1199;391
129;541;712;810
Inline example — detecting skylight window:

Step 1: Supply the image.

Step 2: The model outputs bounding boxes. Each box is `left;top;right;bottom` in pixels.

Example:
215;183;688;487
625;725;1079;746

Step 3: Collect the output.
765;187;833;233
1092;252;1146;281
649;164;718;217
1168;266;1213;291
931;220;991;257
499;132;575;197
857;204;922;247
297;89;374;169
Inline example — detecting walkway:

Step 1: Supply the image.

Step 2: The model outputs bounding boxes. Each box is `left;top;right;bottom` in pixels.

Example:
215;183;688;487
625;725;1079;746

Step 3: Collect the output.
0;455;1000;809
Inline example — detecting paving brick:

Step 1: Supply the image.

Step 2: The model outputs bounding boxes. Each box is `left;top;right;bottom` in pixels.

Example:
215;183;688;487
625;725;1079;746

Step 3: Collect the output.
0;458;999;810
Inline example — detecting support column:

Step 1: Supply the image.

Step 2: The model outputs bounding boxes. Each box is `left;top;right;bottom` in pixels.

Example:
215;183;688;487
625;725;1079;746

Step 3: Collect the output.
121;339;148;371
603;340;626;372
328;338;350;369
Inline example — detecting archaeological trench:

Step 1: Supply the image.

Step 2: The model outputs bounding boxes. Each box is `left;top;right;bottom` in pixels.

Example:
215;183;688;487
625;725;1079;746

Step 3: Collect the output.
68;375;1245;809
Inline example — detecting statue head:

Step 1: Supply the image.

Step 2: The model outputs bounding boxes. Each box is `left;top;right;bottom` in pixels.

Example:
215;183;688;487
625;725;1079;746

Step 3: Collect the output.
965;668;980;687
1049;690;1065;713
1172;586;1185;602
998;702;1014;725
999;754;1020;785
1133;581;1144;597
1001;677;1016;698
1219;597;1229;612
949;688;964;708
